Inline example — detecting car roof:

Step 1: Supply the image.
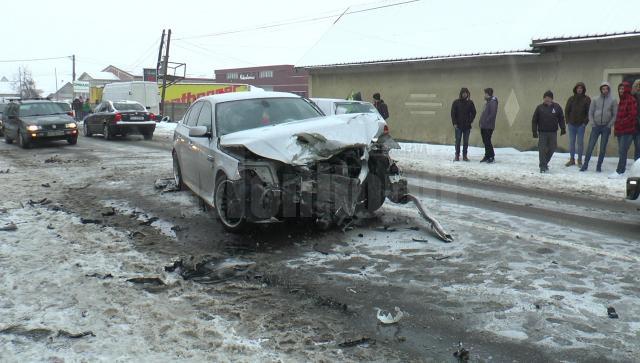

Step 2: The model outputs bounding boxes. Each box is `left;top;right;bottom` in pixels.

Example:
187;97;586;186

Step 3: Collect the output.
200;91;300;104
109;100;143;104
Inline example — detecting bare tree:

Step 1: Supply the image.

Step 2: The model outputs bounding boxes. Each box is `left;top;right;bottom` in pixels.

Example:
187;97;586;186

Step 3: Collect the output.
13;66;43;99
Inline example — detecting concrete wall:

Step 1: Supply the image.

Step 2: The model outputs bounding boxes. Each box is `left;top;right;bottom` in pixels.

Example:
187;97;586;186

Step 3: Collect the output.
308;38;640;155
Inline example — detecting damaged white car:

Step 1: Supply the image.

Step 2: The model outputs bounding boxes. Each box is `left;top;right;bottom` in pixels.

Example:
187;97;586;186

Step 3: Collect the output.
172;92;432;235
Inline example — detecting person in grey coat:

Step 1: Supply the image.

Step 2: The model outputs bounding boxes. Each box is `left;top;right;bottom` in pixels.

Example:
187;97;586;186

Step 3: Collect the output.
479;88;498;163
580;82;618;172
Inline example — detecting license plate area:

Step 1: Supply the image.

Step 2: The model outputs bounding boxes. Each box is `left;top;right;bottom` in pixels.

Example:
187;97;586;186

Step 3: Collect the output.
47;130;65;136
130;116;144;121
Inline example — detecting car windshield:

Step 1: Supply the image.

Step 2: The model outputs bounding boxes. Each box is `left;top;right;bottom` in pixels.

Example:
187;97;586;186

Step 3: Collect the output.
114;102;145;111
54;102;71;112
18;102;64;117
216;97;321;136
335;102;377;115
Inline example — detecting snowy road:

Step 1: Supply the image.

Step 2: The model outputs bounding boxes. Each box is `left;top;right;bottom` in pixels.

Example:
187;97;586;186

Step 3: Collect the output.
1;129;639;362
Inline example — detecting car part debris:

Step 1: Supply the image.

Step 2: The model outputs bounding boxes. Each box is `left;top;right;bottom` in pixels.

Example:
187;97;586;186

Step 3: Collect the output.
57;330;95;339
313;243;330;255
28;198;51;206
404;194;453;243
130;231;146;239
86;273;113;279
338;337;375;348
0;222;17;231
101;208;116;217
453;342;470;362
376;307;405;324
432;255;451;261
0;169;10;174
165;257;255;284
127;277;165;285
608;307;619;319
139;217;159;226
412;238;429;242
0;325;53;341
154;178;180;193
41;183;50;188
80;218;101;225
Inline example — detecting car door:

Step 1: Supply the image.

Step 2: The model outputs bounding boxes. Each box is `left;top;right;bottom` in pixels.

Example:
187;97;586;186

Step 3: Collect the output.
179;102;204;191
4;103;18;139
191;101;216;199
85;103;100;132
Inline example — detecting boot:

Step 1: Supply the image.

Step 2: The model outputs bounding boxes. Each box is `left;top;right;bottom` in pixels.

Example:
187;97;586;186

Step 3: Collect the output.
463;154;470;162
577;157;582;167
565;158;575;167
454;154;460;162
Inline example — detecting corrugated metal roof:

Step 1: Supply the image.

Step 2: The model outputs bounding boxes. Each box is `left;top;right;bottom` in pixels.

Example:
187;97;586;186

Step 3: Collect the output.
296;0;639;69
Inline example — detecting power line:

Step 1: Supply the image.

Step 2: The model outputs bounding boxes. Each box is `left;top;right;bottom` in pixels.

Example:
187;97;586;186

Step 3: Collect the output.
174;0;419;41
0;56;71;63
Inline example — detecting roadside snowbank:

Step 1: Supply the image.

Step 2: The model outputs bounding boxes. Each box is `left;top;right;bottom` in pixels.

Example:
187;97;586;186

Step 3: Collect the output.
392;143;632;201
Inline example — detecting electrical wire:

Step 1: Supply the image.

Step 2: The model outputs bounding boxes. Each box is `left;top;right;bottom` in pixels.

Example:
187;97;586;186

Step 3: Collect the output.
0;56;71;63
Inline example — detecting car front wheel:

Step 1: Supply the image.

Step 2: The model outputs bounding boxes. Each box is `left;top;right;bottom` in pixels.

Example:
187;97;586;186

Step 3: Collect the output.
5;133;13;144
68;136;78;145
83;122;92;137
18;131;30;149
172;152;184;191
214;175;247;232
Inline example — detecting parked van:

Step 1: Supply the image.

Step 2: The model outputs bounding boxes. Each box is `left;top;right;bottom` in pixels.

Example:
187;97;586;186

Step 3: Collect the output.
102;82;160;114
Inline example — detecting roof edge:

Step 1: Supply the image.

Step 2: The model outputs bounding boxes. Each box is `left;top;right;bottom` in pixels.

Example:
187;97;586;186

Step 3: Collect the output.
531;31;640;47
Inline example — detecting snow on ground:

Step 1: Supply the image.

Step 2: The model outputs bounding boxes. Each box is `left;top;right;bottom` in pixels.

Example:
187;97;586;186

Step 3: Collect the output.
392;143;631;201
0;202;284;362
154;121;178;138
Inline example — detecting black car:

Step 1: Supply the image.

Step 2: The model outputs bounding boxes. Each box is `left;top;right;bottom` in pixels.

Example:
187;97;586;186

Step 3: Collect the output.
3;100;78;148
84;100;156;140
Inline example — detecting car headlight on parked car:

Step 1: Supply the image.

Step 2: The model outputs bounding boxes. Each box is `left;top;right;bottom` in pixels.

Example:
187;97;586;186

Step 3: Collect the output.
26;125;42;131
65;122;77;129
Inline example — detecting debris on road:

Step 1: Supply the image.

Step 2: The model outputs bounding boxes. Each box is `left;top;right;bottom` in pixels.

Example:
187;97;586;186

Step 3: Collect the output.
101;208;116;217
608;307;619;319
165;256;256;284
453;342;470;362
154;178;180;193
313;243;330;255
0;325;53;342
412;238;429;242
28;198;51;206
405;194;453;243
41;183;50;188
0;222;17;231
57;330;95;339
139;217;159;226
376;307;405;324
80;218;101;225
432;255;451;261
0;169;10;174
337;337;375;348
126;277;165;285
86;273;113;280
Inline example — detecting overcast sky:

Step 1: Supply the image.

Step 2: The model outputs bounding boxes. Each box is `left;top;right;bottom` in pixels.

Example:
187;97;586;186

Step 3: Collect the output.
0;0;397;95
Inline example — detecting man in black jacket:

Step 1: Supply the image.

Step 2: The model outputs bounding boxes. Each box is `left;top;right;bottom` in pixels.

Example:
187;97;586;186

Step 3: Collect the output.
450;87;477;161
532;90;566;173
373;92;389;120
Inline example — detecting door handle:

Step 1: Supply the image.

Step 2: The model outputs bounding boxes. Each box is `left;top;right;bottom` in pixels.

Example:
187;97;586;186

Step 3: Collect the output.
207;155;215;162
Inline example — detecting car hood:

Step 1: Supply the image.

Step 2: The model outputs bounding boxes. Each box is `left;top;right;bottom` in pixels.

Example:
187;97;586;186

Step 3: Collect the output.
220;113;384;165
21;114;74;125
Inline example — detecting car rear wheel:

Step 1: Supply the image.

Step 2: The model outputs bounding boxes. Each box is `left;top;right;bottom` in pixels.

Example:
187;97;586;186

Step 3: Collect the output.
18;131;30;149
172;152;184;191
214;175;247;232
103;124;113;140
83;122;92;137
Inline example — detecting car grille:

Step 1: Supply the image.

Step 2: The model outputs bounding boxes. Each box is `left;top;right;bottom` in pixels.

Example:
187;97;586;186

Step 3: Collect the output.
42;124;67;130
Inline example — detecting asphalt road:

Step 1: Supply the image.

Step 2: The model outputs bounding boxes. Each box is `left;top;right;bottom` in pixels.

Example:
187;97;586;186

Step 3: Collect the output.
1;131;638;362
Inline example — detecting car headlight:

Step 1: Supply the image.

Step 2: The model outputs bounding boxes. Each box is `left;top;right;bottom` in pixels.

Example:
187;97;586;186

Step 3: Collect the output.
65;122;77;129
26;125;42;131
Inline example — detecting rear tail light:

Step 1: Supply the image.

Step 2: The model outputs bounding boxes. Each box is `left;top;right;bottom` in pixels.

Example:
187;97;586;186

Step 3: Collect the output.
114;113;122;122
383;125;390;135
149;113;157;121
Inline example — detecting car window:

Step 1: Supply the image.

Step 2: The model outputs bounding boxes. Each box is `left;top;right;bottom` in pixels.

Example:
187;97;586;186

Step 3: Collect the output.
216;97;322;136
54;102;71;112
196;102;212;131
185;102;203;127
18;102;63;117
114;102;145;112
5;104;17;117
335;102;378;115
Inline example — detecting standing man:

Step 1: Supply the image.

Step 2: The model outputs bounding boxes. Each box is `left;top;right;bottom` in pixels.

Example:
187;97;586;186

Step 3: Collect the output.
580;82;617;172
373;92;389;120
532;90;566;173
82;98;92;120
72;97;82;121
450;87;477;161
610;82;638;178
479;88;498;163
632;79;640;161
564;82;591;167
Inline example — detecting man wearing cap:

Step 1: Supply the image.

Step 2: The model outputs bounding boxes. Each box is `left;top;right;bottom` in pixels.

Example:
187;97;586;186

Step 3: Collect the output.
532;90;566;173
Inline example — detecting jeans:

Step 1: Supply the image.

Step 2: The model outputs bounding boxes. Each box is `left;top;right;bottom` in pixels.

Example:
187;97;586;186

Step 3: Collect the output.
617;134;634;174
567;123;586;160
582;125;611;170
455;127;471;156
634;131;640;161
538;131;557;168
481;128;494;158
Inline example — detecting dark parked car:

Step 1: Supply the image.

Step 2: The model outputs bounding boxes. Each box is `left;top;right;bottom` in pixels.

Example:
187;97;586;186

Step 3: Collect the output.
3;100;78;148
53;101;74;117
83;100;156;140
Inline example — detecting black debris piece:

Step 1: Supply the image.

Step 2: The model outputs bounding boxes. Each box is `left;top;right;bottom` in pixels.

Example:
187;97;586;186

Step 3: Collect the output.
166;256;256;284
407;226;420;231
41;183;50;188
432;255;450;261
608;307;619;319
126;277;165;286
101;208;116;217
28;198;51;206
0;169;10;174
46;224;54;230
412;238;429;243
130;231;145;239
57;330;95;339
313;243;330;255
86;273;113;280
453;342;470;362
170;225;183;232
338;337;375;348
0;325;52;341
357;233;364;238
80;218;101;225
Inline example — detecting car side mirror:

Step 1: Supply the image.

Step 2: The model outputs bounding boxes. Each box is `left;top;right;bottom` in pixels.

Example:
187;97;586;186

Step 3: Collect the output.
189;125;209;137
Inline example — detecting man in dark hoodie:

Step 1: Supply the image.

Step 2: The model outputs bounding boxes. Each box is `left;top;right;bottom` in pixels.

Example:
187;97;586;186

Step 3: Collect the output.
609;81;638;178
479;88;498;163
372;93;389;120
450;87;477;161
532;90;566;173
581;82;617;172
564;82;591;167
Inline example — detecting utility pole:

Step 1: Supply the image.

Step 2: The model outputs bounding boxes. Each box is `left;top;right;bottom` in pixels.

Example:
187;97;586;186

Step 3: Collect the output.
160;29;171;116
156;29;165;76
72;54;76;82
18;67;23;98
54;68;58;100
